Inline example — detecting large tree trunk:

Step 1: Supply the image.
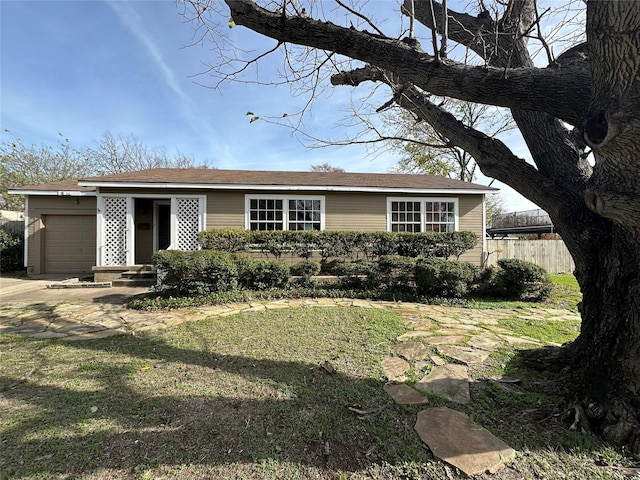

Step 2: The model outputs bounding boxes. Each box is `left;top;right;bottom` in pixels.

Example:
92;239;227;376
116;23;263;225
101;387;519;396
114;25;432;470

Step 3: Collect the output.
560;221;640;452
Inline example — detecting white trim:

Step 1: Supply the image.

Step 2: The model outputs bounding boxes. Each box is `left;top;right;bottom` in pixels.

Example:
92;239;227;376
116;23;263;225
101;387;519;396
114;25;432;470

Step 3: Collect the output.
96;196;103;267
126;198;135;265
95;193;207;265
244;194;326;230
170;198;178;248
77;180;497;195
482;194;487;265
8;189;96;196
386;197;460;232
23;196;29;268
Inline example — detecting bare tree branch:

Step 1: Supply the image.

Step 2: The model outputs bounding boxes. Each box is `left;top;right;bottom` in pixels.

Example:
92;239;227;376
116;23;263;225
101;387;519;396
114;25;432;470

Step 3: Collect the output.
225;0;589;125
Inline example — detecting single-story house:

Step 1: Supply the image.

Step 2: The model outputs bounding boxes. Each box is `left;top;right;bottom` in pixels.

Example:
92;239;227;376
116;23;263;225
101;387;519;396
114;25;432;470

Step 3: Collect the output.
9;168;498;281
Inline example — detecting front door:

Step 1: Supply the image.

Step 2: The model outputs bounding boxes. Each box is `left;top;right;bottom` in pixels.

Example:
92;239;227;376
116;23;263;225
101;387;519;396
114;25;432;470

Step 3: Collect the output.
155;201;171;251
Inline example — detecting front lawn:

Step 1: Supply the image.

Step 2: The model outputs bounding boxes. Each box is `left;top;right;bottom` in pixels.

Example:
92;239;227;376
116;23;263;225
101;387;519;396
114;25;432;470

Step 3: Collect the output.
1;304;630;479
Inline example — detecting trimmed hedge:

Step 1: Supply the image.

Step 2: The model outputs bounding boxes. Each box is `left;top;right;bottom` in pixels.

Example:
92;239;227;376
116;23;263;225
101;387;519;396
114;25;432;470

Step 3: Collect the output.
153;250;291;295
415;257;480;298
484;258;553;300
153;250;240;295
197;229;478;262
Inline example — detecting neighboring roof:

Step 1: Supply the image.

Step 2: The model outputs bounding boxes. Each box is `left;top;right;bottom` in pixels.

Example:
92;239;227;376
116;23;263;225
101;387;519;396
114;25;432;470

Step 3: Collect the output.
10;168;499;195
80;168;497;194
8;179;96;196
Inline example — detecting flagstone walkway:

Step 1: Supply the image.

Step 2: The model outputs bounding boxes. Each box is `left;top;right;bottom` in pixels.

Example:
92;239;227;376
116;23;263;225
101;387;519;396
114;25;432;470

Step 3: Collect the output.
0;290;580;476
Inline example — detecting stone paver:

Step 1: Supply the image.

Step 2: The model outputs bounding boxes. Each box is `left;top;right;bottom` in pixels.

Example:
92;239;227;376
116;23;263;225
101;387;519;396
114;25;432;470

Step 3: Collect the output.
415;364;470;404
430;355;446;366
438;345;491;366
384;383;430;405
381;356;410;382
397;330;436;340
423;335;468;346
393;341;428;361
415;407;516;476
467;333;503;351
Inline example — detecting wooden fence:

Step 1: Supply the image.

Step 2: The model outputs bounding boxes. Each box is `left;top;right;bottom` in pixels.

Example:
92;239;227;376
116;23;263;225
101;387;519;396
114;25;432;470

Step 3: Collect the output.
485;239;575;274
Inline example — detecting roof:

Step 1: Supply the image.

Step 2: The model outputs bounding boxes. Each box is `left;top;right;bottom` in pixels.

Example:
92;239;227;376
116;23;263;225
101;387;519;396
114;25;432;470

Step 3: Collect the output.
10;168;499;195
8;179;96;196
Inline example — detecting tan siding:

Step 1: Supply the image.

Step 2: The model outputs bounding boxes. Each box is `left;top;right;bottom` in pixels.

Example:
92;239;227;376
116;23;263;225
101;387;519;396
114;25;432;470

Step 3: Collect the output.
325;193;387;231
457;194;484;265
27;196;97;275
206;191;245;229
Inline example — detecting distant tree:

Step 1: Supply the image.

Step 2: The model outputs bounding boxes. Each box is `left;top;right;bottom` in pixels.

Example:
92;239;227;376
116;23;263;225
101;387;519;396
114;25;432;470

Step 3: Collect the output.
485;193;506;227
87;131;207;175
310;163;345;173
0;134;93;210
389;101;513;182
1;131;210;209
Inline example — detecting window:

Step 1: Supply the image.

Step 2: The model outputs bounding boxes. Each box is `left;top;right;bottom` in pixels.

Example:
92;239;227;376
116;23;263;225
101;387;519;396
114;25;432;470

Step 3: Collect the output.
246;195;325;231
424;201;456;232
288;199;321;230
249;198;284;230
388;198;458;233
390;201;422;232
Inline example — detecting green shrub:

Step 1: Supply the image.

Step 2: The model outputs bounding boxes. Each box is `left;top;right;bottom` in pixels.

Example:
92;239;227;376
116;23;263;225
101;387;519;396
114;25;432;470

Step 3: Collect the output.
372;255;417;290
415;257;479;298
196;229;478;264
290;260;321;277
0;229;23;272
332;260;377;288
153;250;240;295
489;258;553;300
239;258;290;290
197;228;248;252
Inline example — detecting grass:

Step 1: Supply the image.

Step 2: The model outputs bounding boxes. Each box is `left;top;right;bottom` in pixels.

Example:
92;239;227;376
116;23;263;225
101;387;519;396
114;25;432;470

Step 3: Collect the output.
1;293;633;479
547;274;582;311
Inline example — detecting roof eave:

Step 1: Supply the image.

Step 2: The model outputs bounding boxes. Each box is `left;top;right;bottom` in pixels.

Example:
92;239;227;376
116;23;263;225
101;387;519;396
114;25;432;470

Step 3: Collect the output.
8;189;96;197
78;181;499;195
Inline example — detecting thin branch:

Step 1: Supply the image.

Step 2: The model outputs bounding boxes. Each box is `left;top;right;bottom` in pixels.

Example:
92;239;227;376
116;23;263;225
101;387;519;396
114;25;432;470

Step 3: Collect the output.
440;0;448;59
428;0;440;61
226;0;590;125
334;0;385;36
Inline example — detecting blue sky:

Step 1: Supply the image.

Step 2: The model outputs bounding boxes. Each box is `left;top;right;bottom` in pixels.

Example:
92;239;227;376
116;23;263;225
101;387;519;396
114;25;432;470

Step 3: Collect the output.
0;0;539;211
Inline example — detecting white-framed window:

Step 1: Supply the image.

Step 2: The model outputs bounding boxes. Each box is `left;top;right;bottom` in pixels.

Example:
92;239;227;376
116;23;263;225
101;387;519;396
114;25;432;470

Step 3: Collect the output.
387;197;459;233
245;195;325;231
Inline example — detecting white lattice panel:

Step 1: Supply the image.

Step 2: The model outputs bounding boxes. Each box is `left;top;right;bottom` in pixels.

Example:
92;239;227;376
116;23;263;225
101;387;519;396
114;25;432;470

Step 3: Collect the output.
176;198;200;250
103;197;127;265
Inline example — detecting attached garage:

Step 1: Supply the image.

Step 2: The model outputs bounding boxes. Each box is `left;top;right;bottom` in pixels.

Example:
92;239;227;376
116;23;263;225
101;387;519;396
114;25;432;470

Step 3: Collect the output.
43;215;96;274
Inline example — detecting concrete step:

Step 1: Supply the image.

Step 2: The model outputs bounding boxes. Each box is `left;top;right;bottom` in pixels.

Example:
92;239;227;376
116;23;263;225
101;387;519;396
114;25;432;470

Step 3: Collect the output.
121;271;156;279
112;278;156;287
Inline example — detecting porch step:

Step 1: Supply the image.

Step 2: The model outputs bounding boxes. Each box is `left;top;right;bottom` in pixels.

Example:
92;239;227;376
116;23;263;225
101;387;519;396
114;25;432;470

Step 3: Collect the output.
121;270;157;279
112;278;156;287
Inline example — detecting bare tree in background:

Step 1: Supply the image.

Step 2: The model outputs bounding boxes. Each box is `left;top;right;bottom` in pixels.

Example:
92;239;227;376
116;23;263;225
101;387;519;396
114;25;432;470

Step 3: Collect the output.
1;130;210;209
181;0;640;450
0;134;93;210
87;131;207;175
310;163;345;172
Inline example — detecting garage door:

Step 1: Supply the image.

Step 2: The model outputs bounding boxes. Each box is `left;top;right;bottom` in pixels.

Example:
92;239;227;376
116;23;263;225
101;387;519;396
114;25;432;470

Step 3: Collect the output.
44;215;96;274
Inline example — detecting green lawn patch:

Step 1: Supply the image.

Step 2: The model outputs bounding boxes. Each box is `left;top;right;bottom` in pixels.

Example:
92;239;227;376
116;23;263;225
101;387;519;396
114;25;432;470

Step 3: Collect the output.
1;304;631;479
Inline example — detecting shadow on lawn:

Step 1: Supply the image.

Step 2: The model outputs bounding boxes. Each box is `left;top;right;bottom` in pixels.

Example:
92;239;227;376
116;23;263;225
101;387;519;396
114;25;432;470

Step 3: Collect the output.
0;333;428;478
1;328;612;479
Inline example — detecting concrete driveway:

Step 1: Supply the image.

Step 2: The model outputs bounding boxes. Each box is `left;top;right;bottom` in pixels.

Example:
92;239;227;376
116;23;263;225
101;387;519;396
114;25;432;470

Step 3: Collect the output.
0;275;150;304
